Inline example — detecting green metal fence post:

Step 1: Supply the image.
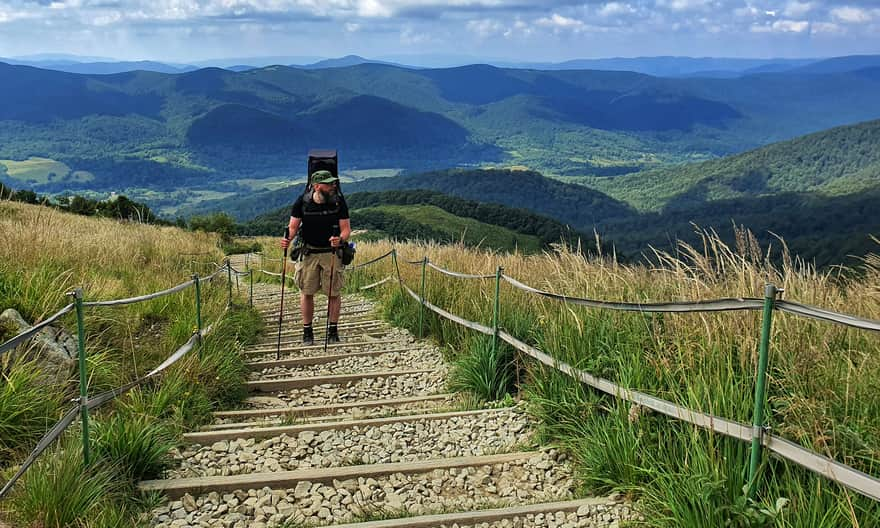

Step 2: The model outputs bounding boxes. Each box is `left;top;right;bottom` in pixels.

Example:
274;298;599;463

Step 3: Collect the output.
193;273;203;359
492;266;503;355
747;283;778;499
226;258;232;307
418;257;427;337
249;270;254;307
71;288;90;466
391;249;403;291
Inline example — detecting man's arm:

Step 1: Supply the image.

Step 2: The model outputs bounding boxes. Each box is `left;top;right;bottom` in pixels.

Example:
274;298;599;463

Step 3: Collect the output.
339;218;351;243
329;218;351;248
281;216;302;248
289;216;302;238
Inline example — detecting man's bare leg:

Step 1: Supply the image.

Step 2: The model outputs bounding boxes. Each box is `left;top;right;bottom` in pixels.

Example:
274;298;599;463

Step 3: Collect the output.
301;293;315;325
328;295;341;323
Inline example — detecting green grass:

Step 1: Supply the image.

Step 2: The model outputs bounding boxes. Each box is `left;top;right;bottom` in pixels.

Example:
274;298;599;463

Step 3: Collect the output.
0;361;66;466
339;238;880;527
3;439;121;528
0;157;94;185
0;202;263;526
448;335;516;402
92;412;176;481
354;204;543;253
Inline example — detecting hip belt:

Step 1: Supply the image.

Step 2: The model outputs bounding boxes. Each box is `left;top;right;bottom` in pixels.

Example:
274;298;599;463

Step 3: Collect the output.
304;246;337;255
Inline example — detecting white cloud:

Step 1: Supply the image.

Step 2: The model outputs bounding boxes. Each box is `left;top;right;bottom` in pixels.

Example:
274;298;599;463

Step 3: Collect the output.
356;0;393;18
535;13;585;31
466;17;504;37
831;6;872;24
661;0;712;12
811;21;843;34
783;1;815;18
597;2;636;18
752;18;810;33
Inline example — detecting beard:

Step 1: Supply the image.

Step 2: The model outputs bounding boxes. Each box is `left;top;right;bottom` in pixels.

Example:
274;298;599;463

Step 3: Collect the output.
313;188;336;204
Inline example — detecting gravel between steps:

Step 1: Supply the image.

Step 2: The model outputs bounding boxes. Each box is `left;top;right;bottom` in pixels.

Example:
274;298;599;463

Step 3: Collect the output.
246;369;448;408
249;347;445;380
213;394;461;427
150;451;582;528
171;407;532;478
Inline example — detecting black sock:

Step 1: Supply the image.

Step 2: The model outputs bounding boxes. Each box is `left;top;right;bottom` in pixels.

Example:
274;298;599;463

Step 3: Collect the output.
329;323;338;333
303;323;312;331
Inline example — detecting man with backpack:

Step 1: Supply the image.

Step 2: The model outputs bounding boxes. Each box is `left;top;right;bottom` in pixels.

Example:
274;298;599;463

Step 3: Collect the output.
280;165;352;345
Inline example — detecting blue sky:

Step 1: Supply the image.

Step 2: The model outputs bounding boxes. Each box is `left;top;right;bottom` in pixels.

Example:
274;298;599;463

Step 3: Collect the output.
0;1;878;63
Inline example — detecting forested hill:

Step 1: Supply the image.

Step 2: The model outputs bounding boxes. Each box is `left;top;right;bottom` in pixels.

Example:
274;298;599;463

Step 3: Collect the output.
585;118;880;212
3;60;880;209
346;169;636;228
239;189;588;252
185;168;635;227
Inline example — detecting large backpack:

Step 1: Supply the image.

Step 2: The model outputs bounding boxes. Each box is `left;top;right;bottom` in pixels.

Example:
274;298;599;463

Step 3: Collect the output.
306;149;340;192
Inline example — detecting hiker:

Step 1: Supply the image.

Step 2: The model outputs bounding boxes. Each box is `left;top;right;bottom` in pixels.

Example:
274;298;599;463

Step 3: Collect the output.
280;169;352;345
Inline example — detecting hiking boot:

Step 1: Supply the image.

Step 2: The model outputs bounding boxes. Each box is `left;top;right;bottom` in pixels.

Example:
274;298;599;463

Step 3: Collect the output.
327;327;340;344
302;326;314;346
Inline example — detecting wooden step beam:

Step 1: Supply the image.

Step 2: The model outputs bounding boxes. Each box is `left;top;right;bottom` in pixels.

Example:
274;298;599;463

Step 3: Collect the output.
328;497;617;528
213;394;455;420
139;451;537;499
185;408;500;443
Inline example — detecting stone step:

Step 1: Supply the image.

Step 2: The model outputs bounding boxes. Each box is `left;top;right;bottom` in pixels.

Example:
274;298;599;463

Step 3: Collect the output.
246;369;435;393
185;409;503;443
327;497;618;528
213;394;455;420
243;339;399;356
246;347;413;369
203;403;455;431
140;451;538;499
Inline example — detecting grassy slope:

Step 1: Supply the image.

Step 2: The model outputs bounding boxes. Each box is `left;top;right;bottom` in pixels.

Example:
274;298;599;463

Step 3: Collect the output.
334;238;880;528
353;204;544;253
0;200;259;527
583;118;880;212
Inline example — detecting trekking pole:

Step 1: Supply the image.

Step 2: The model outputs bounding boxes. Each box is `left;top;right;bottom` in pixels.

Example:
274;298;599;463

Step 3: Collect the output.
276;227;290;360
324;225;340;355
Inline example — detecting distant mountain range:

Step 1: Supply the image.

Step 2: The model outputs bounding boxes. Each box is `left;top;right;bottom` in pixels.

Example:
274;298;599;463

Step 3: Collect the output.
6;53;880;77
2;56;880;201
194;118;880;266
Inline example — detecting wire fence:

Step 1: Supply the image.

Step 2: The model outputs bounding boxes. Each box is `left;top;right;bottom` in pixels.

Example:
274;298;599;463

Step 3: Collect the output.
0;257;240;499
350;249;880;503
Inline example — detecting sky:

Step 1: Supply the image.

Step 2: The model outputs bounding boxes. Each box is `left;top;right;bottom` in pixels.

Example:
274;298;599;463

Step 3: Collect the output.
0;1;878;64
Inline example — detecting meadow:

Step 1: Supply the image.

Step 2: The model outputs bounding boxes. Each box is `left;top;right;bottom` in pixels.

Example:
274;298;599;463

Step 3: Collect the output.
0;200;262;527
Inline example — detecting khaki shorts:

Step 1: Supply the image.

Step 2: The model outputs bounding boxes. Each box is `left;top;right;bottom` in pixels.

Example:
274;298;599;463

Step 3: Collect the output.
294;251;345;296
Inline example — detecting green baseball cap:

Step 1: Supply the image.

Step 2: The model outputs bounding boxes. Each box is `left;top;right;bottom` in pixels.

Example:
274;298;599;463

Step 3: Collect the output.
311;170;338;184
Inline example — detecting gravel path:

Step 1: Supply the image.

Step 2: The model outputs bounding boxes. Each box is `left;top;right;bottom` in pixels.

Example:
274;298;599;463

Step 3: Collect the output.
148;279;639;528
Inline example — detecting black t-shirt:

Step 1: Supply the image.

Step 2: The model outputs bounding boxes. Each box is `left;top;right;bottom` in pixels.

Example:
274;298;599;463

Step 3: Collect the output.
291;193;350;248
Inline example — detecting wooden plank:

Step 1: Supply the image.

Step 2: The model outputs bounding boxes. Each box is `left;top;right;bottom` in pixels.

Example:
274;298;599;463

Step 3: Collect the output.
185;409;500;443
328;497;617;528
246;369;435;392
138;451;537;499
213;394;455;419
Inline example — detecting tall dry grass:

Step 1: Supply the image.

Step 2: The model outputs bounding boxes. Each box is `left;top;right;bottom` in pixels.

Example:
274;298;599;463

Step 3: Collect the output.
249;228;880;526
1;201;258;527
